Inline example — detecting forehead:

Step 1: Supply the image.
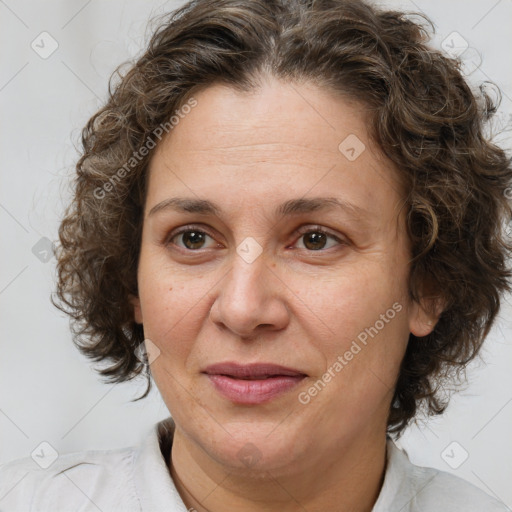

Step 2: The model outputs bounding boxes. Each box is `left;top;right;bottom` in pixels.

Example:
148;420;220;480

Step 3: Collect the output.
145;77;403;223
164;78;369;156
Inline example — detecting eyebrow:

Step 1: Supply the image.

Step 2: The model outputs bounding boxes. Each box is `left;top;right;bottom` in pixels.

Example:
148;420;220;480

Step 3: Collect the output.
148;196;372;223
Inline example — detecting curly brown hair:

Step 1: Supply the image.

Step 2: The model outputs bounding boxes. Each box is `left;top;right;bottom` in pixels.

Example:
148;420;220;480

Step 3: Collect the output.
53;0;512;434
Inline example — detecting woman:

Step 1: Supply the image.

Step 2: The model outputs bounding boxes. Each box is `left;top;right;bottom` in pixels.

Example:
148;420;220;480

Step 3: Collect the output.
1;0;511;510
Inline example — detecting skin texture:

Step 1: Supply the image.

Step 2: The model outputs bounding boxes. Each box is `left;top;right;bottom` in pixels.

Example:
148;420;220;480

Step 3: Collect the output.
130;76;439;512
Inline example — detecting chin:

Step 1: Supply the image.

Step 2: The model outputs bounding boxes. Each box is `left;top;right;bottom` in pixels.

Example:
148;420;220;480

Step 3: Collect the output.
201;422;309;473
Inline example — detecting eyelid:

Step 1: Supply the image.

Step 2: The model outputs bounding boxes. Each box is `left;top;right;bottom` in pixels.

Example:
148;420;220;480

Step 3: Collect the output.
293;224;345;241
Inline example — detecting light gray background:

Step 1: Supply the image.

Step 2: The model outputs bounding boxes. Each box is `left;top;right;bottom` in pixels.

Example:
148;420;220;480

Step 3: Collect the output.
1;0;511;507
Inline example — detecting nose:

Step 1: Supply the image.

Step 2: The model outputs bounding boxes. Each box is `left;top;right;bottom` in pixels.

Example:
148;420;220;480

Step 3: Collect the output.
209;251;290;340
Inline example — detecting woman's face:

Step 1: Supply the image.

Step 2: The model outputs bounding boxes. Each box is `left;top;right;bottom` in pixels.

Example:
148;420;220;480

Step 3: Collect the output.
131;76;434;472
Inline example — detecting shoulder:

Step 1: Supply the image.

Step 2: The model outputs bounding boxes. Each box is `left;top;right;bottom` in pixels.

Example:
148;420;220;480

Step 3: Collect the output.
410;463;507;511
376;440;509;512
0;446;140;511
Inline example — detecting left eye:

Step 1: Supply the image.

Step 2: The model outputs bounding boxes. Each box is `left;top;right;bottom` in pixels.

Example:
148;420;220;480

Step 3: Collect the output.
292;228;344;251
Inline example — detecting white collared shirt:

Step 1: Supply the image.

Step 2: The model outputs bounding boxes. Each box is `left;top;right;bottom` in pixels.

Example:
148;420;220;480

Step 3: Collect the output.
0;417;508;511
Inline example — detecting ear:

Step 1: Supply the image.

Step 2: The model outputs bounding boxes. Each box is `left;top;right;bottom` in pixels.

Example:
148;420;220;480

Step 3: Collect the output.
129;294;143;324
409;295;445;337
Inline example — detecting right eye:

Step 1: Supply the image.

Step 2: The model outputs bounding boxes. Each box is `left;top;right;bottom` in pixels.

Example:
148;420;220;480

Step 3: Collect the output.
166;226;221;251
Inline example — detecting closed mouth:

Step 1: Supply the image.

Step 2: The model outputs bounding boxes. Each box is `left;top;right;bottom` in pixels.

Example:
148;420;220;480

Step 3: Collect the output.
202;362;307;380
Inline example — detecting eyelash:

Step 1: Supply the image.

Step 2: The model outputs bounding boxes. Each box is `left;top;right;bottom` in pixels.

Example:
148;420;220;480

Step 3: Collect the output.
165;224;347;253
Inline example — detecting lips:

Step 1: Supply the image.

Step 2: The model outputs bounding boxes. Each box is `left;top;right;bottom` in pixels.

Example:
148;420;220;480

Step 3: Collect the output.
203;362;307;379
203;362;307;404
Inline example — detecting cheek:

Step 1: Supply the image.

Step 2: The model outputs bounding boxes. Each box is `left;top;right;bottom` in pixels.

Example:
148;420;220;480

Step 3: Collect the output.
306;276;408;418
304;263;407;349
137;257;234;376
302;264;410;407
137;263;200;356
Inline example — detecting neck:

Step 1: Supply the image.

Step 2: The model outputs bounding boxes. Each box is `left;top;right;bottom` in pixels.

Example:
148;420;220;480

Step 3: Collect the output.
169;424;388;512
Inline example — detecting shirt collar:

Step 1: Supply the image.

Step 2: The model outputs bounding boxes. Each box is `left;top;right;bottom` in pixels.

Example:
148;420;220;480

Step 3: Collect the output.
132;416;188;511
372;438;437;512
